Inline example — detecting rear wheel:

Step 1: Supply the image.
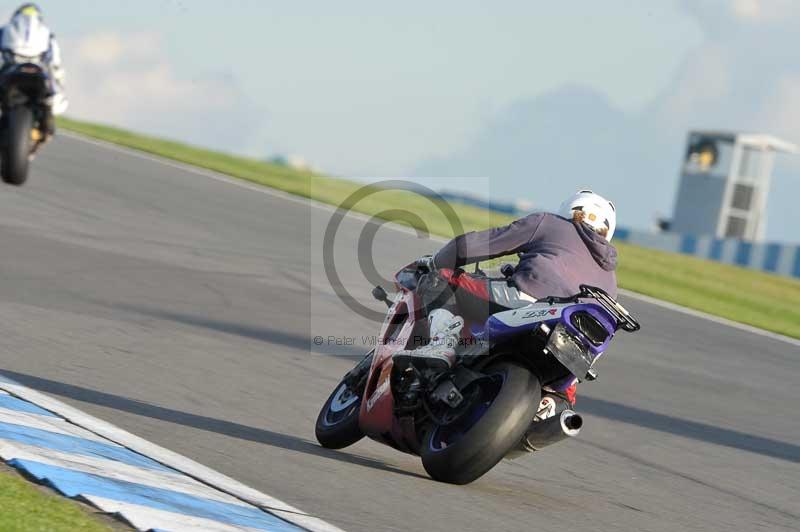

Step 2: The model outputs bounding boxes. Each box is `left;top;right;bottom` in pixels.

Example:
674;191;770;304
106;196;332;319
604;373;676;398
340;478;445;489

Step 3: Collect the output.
1;106;33;186
420;361;540;484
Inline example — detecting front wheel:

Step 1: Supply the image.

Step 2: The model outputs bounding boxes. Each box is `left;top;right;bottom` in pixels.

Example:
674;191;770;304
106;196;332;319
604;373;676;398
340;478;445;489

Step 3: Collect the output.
315;351;373;449
420;361;540;484
1;106;33;186
315;381;365;449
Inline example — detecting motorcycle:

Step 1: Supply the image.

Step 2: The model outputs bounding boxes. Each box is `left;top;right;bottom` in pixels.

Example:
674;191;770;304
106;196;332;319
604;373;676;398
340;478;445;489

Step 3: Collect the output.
0;60;51;186
315;260;641;484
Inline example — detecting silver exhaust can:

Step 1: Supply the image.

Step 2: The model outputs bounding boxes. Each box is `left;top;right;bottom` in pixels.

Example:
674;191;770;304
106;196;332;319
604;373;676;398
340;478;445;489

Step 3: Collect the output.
506;410;583;459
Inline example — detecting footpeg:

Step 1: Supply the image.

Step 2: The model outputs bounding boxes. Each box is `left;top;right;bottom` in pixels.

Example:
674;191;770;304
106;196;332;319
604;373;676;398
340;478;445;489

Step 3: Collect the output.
431;380;463;407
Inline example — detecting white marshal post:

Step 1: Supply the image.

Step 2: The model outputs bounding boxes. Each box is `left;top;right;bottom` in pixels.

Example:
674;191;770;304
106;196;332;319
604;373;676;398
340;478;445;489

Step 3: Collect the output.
671;131;797;241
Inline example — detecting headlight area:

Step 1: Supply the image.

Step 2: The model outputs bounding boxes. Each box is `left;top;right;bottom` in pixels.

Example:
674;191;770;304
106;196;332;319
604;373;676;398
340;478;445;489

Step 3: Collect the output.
545;323;595;380
1;51;45;65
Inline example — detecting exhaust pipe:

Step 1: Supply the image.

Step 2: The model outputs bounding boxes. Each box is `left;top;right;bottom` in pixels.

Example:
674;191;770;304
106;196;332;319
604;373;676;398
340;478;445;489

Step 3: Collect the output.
506;410;583;459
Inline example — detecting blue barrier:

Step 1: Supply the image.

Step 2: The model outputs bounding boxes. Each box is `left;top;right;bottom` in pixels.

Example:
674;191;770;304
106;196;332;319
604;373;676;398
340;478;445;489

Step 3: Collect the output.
793;248;800;278
735;242;752;267
680;235;697;254
764;244;782;273
615;228;800;278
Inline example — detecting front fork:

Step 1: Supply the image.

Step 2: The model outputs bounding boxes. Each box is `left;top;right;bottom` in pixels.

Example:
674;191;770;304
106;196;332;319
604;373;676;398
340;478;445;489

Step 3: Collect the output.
342;349;375;391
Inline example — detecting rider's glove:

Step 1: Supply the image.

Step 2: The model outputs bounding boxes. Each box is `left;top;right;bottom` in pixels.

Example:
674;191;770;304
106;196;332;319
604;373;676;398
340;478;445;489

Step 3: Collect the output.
416;255;436;272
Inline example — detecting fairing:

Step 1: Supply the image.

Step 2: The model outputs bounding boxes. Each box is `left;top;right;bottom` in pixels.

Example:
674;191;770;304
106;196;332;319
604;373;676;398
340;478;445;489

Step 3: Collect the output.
483;302;573;340
358;288;421;452
484;301;617;382
2;16;50;59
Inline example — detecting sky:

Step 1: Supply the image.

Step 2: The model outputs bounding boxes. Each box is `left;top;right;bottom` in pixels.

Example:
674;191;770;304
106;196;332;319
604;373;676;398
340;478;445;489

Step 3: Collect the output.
10;0;800;241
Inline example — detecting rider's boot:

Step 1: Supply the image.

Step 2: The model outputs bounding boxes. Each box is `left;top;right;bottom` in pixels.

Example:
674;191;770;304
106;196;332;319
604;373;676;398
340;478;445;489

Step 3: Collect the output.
393;308;464;371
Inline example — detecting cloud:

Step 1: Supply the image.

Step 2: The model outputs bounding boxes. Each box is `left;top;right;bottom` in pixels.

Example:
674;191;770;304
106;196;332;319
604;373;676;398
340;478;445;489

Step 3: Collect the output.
682;0;800;31
61;31;265;154
414;86;663;229
653;1;800;136
416;1;800;242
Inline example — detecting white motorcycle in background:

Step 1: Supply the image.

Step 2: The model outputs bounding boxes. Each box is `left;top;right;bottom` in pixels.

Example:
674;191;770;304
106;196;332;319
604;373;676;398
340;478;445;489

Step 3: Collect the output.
0;13;66;186
0;56;51;186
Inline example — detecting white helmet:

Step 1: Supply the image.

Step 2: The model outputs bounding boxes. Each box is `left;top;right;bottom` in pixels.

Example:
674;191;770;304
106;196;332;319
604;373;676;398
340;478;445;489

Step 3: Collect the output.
558;190;617;241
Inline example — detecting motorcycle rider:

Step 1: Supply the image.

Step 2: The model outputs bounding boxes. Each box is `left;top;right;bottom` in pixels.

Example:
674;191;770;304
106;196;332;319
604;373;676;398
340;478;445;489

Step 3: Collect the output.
393;190;618;418
0;4;67;137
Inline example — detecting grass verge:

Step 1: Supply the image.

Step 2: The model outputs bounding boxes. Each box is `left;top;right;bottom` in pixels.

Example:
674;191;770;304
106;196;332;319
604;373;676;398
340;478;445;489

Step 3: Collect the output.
0;466;116;531
57;117;800;339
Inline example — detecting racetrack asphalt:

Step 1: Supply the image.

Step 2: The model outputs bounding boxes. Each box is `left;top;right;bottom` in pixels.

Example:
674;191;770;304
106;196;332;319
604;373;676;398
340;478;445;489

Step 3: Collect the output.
0;134;797;531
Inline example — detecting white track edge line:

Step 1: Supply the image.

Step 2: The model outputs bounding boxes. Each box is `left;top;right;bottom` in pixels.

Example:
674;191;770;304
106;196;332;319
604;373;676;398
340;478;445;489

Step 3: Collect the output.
0;380;343;532
62;131;800;348
63;131;799;347
619;289;800;348
60;131;430;241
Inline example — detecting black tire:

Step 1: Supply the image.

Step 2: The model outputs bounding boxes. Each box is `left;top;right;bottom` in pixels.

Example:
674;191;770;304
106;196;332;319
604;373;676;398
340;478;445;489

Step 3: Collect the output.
1;106;33;186
315;380;365;449
420;361;540;484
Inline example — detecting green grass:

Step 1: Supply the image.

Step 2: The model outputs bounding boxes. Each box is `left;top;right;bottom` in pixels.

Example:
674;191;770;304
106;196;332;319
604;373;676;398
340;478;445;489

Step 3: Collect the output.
0;468;113;531
57;117;800;339
615;242;800;338
56;117;510;238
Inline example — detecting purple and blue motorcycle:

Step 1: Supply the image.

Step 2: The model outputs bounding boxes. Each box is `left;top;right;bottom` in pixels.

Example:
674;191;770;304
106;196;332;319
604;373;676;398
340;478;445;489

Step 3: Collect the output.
315;261;641;484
